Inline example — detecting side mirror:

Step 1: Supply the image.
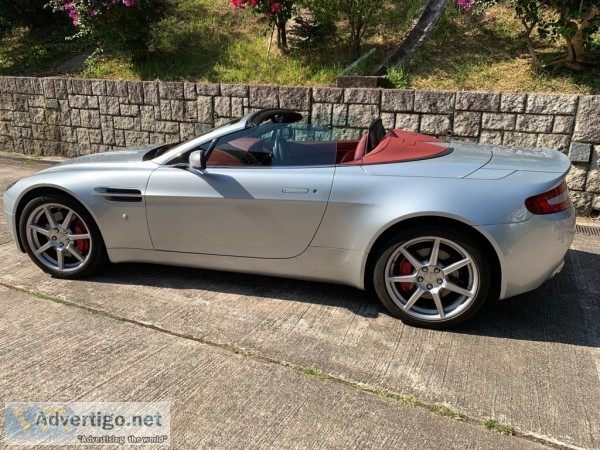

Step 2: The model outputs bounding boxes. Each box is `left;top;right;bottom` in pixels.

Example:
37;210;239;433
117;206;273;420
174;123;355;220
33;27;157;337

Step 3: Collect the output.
189;150;206;171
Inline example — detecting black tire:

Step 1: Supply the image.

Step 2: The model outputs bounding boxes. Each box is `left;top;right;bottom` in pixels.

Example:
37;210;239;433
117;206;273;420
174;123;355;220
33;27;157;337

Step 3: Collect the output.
373;226;494;329
19;194;107;279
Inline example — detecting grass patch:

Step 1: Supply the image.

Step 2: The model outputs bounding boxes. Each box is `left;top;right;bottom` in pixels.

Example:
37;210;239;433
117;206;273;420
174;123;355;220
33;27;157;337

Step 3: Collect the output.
362;386;467;420
0;24;89;76
290;364;339;381
285;362;467;422
385;65;410;89
231;347;253;357
484;418;516;436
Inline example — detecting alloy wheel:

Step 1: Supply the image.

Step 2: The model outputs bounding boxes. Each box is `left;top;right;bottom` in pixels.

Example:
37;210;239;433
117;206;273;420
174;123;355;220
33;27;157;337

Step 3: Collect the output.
384;236;479;322
25;203;93;273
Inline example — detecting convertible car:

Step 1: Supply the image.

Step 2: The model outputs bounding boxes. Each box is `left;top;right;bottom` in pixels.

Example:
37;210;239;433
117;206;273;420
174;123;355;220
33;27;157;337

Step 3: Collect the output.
3;108;575;328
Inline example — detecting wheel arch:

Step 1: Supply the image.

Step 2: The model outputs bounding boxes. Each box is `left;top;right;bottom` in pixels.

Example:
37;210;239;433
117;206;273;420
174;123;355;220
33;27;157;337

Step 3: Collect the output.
14;186;105;253
363;215;503;298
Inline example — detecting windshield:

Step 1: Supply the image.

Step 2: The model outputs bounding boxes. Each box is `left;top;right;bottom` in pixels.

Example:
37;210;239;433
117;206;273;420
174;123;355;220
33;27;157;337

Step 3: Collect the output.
152;109;336;166
168;120;338;167
142;142;181;160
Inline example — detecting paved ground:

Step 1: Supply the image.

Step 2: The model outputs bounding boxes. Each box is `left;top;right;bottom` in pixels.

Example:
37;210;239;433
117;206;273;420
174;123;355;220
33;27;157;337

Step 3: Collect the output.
1;155;599;449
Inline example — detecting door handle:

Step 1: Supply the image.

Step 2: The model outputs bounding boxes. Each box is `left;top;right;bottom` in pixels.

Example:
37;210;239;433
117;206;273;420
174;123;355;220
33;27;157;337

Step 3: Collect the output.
282;187;309;194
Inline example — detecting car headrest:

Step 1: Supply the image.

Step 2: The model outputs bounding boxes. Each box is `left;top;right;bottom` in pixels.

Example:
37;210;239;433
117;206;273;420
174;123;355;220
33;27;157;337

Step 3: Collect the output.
367;118;386;154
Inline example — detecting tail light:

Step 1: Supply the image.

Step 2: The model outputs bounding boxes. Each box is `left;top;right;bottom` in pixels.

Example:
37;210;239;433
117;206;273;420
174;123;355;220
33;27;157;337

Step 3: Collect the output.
525;181;571;215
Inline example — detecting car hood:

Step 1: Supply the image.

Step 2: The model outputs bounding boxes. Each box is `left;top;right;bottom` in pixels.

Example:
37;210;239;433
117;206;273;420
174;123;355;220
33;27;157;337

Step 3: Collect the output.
56;144;161;166
35;144;164;175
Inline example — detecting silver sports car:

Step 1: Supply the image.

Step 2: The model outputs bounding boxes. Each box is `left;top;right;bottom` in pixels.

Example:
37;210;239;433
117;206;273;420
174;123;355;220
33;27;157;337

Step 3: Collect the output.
3;108;575;328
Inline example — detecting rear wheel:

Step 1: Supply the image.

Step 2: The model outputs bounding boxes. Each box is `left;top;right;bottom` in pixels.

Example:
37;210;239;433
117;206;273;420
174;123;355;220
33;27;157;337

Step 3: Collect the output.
19;194;107;278
373;226;493;329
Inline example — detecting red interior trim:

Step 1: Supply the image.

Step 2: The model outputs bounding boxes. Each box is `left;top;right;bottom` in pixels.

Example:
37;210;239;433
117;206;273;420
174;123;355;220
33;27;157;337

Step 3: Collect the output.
342;130;447;165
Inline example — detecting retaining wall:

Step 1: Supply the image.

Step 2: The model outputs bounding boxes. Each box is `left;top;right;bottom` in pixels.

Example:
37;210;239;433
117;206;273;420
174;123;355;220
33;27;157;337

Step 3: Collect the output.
0;76;598;216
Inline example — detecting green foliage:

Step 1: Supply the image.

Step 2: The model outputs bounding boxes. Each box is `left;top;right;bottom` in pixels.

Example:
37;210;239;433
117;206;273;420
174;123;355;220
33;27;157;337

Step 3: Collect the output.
484;419;516;435
386;65;409;88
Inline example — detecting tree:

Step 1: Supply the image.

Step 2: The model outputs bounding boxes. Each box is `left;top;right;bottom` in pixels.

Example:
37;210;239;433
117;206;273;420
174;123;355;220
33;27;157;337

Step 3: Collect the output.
306;0;383;55
230;0;297;49
464;0;600;66
527;0;599;65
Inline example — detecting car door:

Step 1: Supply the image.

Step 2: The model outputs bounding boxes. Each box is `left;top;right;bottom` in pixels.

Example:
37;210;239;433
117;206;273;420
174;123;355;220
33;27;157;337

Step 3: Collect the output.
145;122;337;259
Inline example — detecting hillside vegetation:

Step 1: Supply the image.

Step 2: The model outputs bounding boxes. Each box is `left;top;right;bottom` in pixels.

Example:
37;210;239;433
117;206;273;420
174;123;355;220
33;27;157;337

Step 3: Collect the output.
0;0;598;93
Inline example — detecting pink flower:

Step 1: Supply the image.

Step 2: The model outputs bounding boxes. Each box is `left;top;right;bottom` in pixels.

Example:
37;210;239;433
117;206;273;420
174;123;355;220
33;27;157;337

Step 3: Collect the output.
456;0;476;11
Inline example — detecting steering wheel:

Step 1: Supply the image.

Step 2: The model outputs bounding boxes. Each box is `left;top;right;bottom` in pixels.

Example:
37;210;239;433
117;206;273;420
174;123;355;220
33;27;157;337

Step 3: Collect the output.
273;129;291;165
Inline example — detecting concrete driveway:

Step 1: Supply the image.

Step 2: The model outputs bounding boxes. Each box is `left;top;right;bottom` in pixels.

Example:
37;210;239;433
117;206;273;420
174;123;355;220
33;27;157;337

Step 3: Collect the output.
1;155;599;449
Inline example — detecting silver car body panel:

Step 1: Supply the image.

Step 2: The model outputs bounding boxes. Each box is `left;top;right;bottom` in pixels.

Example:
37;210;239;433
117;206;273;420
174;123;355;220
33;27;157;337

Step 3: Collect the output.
145;165;335;258
5;161;158;250
3;112;575;300
476;208;575;299
108;246;367;289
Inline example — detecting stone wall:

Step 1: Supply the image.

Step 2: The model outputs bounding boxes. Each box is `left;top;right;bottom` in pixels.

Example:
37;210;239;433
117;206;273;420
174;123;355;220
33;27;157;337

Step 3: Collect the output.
0;76;598;216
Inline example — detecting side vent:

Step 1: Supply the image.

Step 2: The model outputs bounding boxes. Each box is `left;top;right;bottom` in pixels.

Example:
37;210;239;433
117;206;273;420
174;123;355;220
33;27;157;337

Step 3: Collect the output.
94;187;143;203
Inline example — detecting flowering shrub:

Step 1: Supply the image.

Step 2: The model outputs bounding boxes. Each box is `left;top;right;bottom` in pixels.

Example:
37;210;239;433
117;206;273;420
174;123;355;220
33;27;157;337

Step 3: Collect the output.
230;0;296;48
455;0;478;13
230;0;295;20
48;0;167;53
454;0;496;13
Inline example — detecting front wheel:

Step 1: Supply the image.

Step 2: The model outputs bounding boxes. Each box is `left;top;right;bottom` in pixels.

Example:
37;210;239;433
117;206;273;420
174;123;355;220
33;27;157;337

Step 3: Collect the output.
19;194;107;279
373;227;494;329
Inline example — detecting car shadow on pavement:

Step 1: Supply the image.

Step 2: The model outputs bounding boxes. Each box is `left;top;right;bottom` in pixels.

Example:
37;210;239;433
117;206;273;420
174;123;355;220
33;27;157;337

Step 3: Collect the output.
89;248;599;347
450;248;600;348
89;261;383;319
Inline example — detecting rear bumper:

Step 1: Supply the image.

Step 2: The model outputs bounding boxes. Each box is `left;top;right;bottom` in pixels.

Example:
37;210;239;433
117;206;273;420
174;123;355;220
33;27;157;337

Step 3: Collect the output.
476;206;576;299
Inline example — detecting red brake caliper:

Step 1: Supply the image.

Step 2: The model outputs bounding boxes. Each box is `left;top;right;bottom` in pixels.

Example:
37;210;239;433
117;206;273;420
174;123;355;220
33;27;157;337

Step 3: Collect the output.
398;257;413;293
74;219;89;255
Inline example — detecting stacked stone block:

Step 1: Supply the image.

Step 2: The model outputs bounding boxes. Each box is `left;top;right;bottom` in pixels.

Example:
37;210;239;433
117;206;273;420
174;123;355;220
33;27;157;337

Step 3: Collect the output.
0;76;598;216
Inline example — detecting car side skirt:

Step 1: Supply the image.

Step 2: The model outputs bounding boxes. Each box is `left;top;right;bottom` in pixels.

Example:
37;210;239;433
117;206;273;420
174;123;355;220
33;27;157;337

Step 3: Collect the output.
107;246;367;290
